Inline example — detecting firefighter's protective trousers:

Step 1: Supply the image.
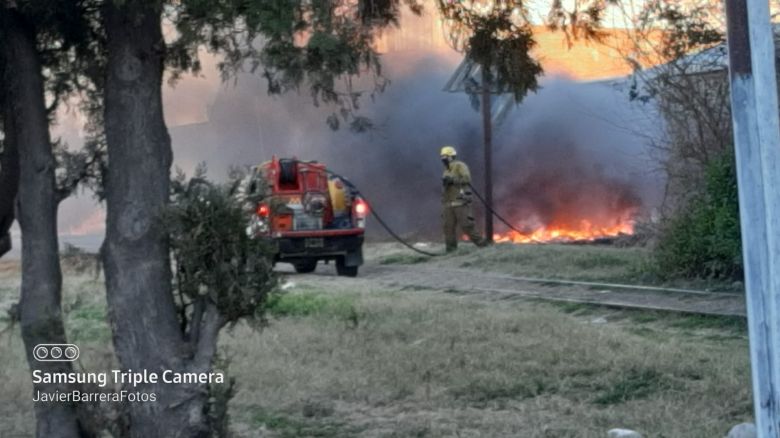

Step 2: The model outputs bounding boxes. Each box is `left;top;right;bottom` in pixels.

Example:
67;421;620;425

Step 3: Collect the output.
443;203;484;251
442;160;485;251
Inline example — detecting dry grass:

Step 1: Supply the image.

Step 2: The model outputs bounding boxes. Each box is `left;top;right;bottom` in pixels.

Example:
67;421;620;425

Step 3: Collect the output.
225;284;752;437
373;242;650;282
452;243;650;282
0;255;753;437
375;242;741;292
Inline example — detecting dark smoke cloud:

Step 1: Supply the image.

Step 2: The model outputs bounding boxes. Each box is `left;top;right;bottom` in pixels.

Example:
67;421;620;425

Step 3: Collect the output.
169;51;661;239
50;48;661;241
492;79;661;233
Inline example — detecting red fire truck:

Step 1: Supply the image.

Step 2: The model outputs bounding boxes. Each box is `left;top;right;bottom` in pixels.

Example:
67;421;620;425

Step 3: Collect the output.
236;157;368;277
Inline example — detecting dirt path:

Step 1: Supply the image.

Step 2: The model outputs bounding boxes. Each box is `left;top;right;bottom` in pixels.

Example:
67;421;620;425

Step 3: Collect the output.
281;263;747;317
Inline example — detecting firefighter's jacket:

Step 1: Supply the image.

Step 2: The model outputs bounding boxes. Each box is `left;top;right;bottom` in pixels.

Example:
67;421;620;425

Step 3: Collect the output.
442;160;472;207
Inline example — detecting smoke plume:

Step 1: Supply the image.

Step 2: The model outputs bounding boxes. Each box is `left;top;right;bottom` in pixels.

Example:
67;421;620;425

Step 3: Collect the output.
53;42;662;242
165;50;660;239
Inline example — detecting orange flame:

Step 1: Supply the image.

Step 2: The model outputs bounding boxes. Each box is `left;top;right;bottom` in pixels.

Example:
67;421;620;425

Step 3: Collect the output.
493;218;635;244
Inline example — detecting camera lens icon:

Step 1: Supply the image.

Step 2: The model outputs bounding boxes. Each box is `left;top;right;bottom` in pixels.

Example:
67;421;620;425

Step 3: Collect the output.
33;344;79;362
64;346;78;360
33;345;49;360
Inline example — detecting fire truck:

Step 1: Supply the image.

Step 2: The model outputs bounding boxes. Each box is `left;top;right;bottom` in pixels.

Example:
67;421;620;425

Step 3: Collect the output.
235;157;368;277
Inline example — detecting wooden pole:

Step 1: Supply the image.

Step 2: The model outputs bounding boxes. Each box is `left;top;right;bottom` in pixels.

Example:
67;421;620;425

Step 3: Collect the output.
481;68;494;243
725;0;780;435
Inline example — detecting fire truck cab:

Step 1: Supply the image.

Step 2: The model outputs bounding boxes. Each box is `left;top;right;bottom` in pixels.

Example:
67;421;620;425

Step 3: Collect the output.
236;157;367;277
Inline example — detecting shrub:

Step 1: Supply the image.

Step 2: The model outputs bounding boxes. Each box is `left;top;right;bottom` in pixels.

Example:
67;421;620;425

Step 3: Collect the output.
655;154;742;280
165;169;277;325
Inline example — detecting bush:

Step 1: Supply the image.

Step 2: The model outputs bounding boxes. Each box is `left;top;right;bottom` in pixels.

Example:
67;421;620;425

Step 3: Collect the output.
165;170;277;325
655;154;742;280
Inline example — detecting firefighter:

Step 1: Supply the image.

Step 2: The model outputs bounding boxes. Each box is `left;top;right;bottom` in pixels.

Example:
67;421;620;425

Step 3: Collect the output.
440;146;486;252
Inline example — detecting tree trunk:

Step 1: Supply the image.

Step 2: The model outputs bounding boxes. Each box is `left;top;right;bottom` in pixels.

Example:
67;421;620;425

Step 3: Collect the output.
2;10;83;438
0;109;18;258
102;2;220;436
0;24;19;259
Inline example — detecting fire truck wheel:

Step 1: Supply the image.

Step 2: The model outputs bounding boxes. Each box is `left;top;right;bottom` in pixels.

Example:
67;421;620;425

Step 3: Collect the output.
336;258;358;277
293;259;318;274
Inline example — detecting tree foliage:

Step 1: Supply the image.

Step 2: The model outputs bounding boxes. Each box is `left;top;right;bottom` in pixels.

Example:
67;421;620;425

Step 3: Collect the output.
614;1;743;280
655;153;742;280
3;1;102;115
166;167;277;329
546;0;618;46
437;0;541;101
0;1;106;204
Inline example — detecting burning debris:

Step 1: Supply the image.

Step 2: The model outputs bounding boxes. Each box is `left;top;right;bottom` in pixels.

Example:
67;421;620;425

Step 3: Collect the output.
491;163;642;244
486;79;654;245
494;219;634;244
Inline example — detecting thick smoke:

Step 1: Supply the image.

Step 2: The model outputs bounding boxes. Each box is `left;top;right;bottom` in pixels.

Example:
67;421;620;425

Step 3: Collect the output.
51;46;662;242
168;51;661;239
492;79;661;234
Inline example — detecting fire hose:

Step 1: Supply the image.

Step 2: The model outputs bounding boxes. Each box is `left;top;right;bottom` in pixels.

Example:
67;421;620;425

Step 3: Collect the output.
467;183;544;244
294;161;444;257
296;162;538;256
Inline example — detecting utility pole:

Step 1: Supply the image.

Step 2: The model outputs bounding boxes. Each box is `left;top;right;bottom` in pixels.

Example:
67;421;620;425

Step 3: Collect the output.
725;0;780;435
481;68;494;243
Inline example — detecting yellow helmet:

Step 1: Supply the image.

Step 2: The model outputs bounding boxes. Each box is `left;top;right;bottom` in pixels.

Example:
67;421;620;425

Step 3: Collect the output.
440;146;457;157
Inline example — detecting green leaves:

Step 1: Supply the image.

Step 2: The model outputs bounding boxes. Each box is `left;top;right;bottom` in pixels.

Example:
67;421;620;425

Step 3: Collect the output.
165;170;277;324
437;0;542;103
546;0;615;46
636;0;724;62
655;154;742;280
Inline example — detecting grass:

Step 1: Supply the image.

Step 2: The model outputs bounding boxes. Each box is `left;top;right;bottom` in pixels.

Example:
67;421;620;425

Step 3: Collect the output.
266;291;358;320
379;254;430;265
377;242;742;292
450;377;553;405
223;283;753;437
666;314;747;332
437;243;654;284
0;255;755;438
249;408;358;438
592;369;670;406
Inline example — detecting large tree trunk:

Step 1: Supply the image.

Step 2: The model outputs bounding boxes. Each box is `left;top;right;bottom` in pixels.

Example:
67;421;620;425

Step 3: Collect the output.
2;9;84;438
102;2;220;436
0;24;19;258
0;109;18;258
